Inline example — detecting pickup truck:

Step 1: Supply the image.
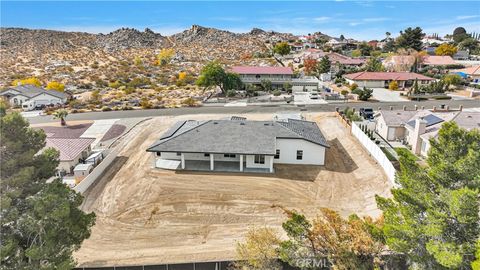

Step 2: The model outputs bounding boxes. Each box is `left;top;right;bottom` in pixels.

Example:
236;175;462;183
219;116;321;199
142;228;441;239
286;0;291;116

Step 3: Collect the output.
359;107;374;120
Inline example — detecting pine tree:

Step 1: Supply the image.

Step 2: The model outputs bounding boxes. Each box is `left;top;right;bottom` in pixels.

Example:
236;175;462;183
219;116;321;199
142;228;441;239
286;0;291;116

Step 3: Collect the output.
0;112;96;269
376;122;480;269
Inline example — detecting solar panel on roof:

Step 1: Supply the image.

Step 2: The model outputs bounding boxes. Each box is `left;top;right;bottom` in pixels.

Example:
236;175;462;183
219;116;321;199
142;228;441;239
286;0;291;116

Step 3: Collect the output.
423;114;444;127
406;114;444;128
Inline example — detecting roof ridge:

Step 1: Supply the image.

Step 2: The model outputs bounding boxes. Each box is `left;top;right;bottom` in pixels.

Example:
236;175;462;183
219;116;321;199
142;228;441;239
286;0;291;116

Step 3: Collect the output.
147;120;210;150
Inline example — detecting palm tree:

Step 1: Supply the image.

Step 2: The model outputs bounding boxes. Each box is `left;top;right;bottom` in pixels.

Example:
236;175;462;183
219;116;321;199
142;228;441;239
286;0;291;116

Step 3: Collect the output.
53;109;68;126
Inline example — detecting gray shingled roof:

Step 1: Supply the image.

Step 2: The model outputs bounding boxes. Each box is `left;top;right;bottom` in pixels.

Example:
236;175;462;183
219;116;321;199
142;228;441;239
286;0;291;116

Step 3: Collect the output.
277;119;329;147
147;119;329;155
1;85;67;99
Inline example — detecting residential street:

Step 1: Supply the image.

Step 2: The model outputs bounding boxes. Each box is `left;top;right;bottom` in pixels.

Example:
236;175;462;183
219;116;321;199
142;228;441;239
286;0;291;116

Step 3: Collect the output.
28;99;479;124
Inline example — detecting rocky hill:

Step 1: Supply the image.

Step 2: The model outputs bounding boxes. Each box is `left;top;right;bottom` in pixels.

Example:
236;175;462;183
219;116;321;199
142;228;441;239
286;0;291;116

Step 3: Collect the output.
0;25;294;88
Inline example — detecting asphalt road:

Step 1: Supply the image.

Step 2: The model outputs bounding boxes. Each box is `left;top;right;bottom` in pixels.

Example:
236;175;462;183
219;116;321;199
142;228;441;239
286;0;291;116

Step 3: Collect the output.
28;99;479;124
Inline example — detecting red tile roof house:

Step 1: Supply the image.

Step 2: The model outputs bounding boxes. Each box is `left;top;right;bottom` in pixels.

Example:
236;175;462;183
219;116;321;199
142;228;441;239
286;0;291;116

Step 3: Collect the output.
36;124;96;181
421;55;456;67
231;66;294;89
344;72;434;88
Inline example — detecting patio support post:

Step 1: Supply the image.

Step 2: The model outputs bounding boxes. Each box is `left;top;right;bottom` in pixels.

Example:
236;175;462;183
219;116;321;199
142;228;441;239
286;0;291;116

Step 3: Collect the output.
181;153;185;169
152;152;157;168
269;156;274;173
240;155;243;172
210;154;214;170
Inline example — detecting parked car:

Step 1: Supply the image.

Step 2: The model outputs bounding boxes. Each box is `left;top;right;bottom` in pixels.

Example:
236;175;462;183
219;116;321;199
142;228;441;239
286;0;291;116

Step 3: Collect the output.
309;92;320;99
359;108;374;120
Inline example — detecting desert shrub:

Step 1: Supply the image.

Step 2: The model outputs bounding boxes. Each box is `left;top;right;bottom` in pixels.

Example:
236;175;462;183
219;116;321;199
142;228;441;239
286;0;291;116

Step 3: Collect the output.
101;106;112;111
272;90;281;96
349;83;358;91
181;97;196;107
352;87;373;101
140;97;152;109
341;90;349;96
226;90;237;97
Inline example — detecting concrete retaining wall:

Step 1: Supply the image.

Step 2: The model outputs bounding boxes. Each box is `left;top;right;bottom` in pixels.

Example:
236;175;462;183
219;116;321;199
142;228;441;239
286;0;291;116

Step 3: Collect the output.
73;148;119;194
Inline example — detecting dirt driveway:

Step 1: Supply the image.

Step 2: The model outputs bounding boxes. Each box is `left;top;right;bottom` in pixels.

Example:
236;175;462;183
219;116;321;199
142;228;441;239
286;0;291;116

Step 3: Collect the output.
75;112;392;267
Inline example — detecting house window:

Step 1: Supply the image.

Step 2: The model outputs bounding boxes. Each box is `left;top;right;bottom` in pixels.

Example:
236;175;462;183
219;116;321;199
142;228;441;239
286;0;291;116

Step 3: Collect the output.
156;152;161;156
224;154;236;158
13;98;18;105
204;153;210;157
421;140;427;152
254;155;265;164
176;152;181;156
274;150;280;159
296;150;303;160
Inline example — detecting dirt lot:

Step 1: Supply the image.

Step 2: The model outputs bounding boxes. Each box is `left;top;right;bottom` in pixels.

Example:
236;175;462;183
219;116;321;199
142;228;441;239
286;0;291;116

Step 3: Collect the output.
75;112;392;267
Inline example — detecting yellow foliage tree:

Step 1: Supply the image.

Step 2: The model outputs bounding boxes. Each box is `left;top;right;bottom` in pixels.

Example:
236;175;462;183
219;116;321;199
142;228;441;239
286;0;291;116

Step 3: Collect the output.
11;77;42;87
46;81;65;92
235;227;282;270
389;80;399;90
157;48;175;66
435;43;458;56
178;72;187;81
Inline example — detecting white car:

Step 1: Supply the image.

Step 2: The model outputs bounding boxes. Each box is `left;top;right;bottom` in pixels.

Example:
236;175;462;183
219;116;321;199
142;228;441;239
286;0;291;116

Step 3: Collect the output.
309;92;320;99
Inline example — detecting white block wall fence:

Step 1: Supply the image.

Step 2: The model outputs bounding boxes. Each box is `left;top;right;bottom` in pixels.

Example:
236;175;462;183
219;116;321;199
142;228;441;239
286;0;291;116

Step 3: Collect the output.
351;122;397;186
73;147;119;194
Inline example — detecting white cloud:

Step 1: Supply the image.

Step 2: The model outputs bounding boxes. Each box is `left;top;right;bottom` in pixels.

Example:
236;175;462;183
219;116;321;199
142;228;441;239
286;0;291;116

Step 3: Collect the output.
349;22;362;26
456;15;479;20
313;16;331;22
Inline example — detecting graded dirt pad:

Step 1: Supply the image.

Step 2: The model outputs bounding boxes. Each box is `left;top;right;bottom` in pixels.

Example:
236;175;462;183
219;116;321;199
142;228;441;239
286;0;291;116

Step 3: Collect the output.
75;113;392;267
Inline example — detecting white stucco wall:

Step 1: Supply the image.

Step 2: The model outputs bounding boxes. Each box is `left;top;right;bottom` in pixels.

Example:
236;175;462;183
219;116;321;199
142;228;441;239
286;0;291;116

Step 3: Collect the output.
245;155;273;169
375;116;389;139
10;95;29;106
274;138;326;165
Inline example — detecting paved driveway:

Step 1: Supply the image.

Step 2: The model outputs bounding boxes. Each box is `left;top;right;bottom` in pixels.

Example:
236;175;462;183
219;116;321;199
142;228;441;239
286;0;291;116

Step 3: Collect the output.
371;88;407;102
294;92;327;105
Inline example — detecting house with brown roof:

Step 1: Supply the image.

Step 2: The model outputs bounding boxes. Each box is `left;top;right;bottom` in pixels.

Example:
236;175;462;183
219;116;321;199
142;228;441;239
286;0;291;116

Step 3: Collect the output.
421;55;456;67
344;71;434;88
45;137;96;175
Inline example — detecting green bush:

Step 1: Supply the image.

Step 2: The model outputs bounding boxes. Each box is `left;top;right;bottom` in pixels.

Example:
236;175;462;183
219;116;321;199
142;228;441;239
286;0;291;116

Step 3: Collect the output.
226;90;236;97
273;90;281;96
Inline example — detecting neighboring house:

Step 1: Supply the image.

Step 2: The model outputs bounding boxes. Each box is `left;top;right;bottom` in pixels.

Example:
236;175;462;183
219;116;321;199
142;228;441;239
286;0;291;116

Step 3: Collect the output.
44;137;96;176
0;84;68;108
147;117;329;173
303;51;365;67
383;55;416;72
326;38;347;48
344;72;434;88
453;50;469;60
452;65;480;81
292;76;320;92
231;66;293;89
421;55;456;67
375;109;480;156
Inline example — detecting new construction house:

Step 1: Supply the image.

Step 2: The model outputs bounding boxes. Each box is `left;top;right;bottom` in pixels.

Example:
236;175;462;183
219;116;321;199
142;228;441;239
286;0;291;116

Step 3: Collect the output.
146;117;329;173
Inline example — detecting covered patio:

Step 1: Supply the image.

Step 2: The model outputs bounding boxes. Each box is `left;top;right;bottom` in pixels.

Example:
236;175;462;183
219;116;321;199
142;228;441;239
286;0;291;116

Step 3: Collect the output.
154;158;272;174
184;160;272;173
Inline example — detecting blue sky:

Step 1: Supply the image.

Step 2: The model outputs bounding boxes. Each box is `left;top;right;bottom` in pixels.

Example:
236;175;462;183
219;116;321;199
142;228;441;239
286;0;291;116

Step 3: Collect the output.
1;1;479;40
